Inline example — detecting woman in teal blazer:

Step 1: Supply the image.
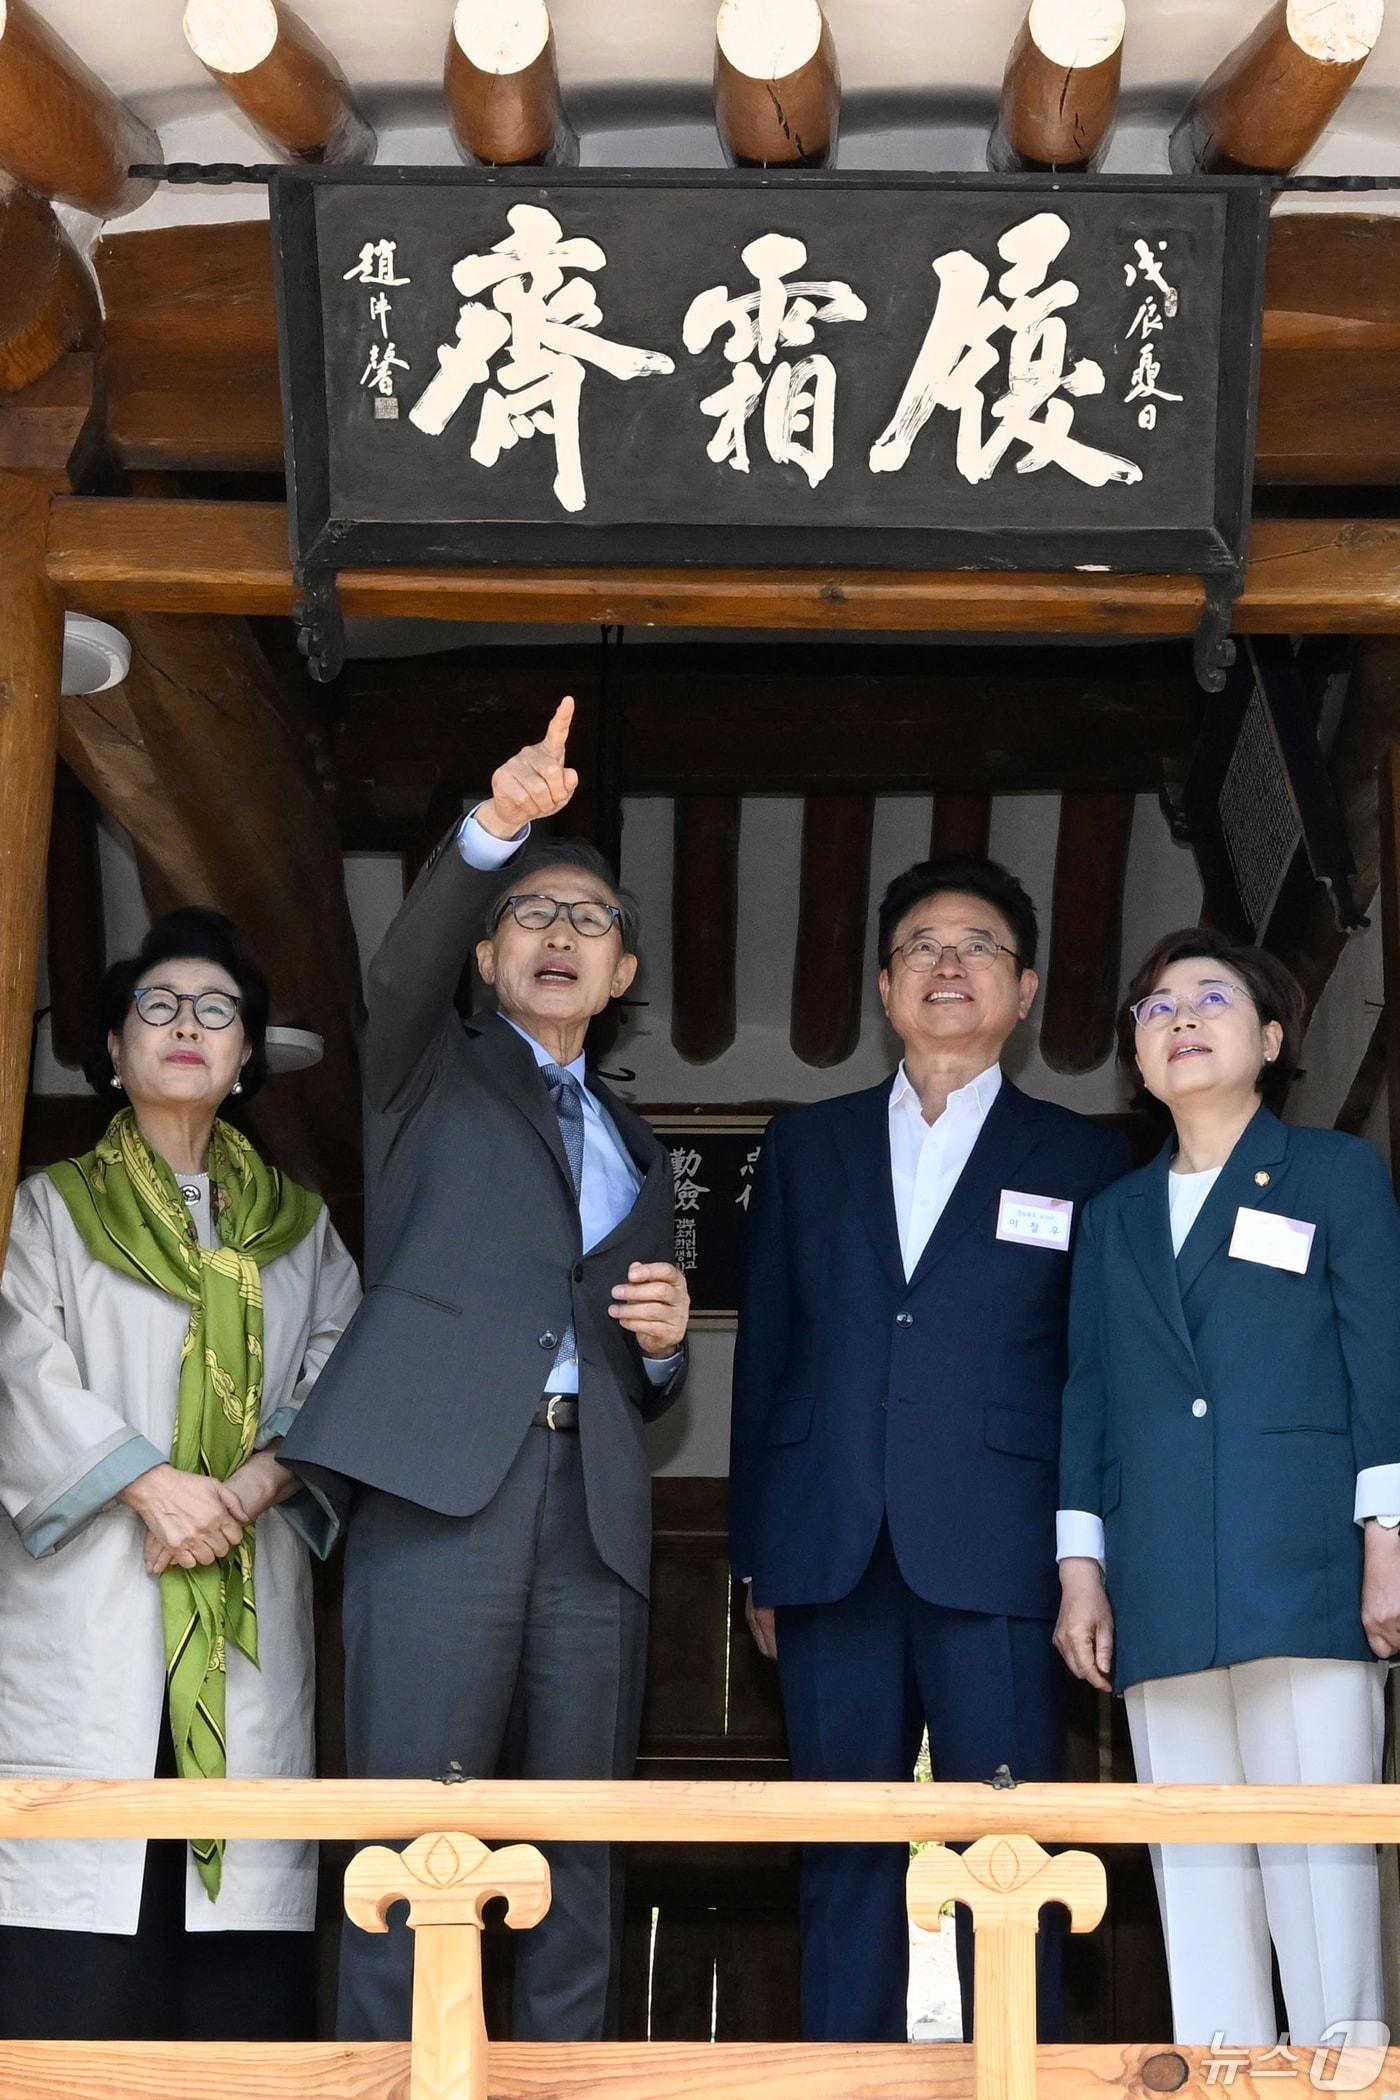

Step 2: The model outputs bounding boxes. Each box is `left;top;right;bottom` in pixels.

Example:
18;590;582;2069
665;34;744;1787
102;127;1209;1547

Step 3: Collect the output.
1056;928;1400;2052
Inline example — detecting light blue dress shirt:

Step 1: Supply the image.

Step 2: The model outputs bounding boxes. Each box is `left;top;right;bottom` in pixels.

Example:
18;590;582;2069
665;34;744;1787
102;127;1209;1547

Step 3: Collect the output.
458;811;680;1393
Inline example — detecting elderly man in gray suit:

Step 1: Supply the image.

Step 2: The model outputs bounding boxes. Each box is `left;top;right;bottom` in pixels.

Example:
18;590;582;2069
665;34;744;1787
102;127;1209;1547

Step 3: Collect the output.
282;697;690;2043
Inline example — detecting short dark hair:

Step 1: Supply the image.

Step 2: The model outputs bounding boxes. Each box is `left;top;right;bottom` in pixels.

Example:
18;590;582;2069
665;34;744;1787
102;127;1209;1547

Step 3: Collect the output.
86;907;271;1102
877;855;1039;973
1117;927;1305;1106
485;838;641;955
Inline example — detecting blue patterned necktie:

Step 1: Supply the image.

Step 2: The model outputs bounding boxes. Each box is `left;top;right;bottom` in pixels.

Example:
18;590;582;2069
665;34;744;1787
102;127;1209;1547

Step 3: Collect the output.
541;1062;585;1381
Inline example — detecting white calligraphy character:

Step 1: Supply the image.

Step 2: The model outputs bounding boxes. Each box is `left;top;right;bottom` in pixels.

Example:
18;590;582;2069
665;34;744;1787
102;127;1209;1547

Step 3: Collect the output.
409;202;675;514
360;341;408;395
682;232;866;488
869;211;1142;490
343;239;411;287
1124;342;1182;430
1123;238;1178;318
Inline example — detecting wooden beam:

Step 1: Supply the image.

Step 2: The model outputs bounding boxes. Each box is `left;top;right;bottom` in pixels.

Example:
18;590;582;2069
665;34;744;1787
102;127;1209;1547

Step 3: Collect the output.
988;0;1124;175
672;797;740;1064
0;473;63;1269
790;796;872;1068
43;761;104;1071
0;184;100;396
1170;0;1383;176
445;0;575;168
714;0;840;168
44;500;1400;635
56;614;364;1238
930;795;991;859
182;0;374;166
83;212;1400;484
0;0;157;217
1039;791;1134;1076
0;352;102;477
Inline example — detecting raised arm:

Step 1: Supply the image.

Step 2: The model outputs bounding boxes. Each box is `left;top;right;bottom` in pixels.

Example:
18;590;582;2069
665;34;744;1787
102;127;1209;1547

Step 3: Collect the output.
361;697;580;1113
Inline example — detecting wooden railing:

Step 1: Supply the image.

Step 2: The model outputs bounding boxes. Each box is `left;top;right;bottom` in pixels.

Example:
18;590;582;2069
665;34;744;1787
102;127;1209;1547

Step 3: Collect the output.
1;1779;1398;2100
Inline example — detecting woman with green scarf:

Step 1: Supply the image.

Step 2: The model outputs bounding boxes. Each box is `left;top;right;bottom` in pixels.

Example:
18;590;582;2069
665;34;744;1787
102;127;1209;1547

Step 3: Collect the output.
0;908;360;2041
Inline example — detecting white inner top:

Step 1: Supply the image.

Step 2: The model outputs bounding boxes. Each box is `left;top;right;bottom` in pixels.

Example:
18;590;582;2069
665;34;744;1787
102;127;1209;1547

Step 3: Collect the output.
888;1060;1002;1282
1027;0;1125;71
1287;0;1385;64
182;0;279;74
452;0;550;75
1167;1164;1223;1258
717;0;824;81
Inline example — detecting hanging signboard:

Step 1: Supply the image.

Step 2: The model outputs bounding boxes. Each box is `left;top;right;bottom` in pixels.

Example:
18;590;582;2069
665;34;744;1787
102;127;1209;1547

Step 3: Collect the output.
646;1114;770;1329
270;167;1269;605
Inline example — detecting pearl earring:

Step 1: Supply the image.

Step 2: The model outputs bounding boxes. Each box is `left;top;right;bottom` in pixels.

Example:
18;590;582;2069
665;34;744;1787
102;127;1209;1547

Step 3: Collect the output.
231;1080;243;1096
110;1073;121;1089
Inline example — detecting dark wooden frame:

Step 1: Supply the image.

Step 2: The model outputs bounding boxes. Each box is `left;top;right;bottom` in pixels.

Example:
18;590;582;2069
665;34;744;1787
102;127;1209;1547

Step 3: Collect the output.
269;166;1271;582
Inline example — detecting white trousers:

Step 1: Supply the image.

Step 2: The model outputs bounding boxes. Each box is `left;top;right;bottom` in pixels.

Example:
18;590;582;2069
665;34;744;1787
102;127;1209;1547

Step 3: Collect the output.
1125;1657;1386;2048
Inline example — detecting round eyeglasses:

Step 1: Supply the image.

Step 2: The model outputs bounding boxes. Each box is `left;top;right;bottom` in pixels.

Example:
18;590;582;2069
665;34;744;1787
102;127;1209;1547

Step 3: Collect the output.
495;894;622;939
133;986;242;1030
893;935;1023;973
1130;984;1246;1030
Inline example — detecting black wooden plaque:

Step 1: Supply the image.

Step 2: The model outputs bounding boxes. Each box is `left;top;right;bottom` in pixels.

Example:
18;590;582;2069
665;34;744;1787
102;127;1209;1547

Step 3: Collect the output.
647;1114;769;1327
270;167;1269;577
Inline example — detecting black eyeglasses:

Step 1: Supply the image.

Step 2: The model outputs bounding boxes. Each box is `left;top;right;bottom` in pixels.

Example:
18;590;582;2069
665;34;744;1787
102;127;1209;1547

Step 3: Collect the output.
133;986;242;1030
495;894;622;939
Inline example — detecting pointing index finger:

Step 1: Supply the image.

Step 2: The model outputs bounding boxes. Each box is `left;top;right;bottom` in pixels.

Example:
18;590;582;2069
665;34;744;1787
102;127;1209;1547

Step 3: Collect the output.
543;694;574;760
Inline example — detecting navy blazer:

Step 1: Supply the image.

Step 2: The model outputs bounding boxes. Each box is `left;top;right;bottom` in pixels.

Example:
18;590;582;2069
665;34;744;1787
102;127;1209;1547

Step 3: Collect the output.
1060;1106;1400;1692
730;1075;1129;1620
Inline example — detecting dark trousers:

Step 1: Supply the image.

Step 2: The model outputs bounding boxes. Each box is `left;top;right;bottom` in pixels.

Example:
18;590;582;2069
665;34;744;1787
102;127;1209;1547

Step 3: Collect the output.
337;1426;648;2044
0;1720;314;2042
776;1525;1066;2044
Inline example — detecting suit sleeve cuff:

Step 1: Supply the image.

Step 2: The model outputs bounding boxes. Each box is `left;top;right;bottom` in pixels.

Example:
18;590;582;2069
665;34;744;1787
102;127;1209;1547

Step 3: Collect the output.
1355;1465;1400;1524
1056;1509;1106;1566
459;808;529;870
642;1349;684;1387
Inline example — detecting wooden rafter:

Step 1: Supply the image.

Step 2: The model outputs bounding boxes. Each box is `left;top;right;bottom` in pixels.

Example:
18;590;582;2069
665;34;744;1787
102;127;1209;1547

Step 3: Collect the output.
1170;0;1383;175
0;0;157;218
445;0;575;168
930;796;992;860
43;762;104;1073
790;796;873;1068
0;184;99;396
182;0;375;166
1039;791;1134;1076
714;0;840;168
671;797;741;1065
988;0;1125;175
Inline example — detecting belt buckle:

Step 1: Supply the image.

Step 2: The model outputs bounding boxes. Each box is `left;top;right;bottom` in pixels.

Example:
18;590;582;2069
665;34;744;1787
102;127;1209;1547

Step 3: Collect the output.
545;1394;562;1431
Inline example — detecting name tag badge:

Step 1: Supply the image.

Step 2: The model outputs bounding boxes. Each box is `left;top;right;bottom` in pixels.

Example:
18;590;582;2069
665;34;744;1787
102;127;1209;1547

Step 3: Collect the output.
996;1190;1074;1252
1228;1206;1315;1276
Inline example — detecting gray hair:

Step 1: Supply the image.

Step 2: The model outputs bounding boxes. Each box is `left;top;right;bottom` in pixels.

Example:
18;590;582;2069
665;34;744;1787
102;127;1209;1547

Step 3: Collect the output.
484;837;641;955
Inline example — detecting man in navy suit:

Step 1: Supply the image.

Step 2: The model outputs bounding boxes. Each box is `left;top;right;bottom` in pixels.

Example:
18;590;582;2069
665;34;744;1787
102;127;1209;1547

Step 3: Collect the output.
730;855;1129;2043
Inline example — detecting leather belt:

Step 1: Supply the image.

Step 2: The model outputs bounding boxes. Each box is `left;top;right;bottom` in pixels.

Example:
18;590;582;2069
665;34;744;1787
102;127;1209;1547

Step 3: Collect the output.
533;1394;580;1432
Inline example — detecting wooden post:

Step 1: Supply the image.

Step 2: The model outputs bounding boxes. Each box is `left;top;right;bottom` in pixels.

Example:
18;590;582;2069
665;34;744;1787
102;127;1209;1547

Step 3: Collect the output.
44;763;104;1072
0;0;158;217
714;0;840;168
344;1832;550;2100
182;0;375;166
672;796;740;1064
989;0;1125;173
444;0;576;168
1170;0;1383;176
1040;790;1134;1076
908;1835;1107;2100
0;473;63;1268
0;182;100;396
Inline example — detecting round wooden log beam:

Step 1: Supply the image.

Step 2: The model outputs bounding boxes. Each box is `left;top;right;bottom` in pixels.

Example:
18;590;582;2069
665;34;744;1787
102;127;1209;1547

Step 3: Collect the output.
0;0;158;218
0;182;100;394
714;0;840;169
1170;0;1384;176
0;473;63;1270
672;795;740;1065
988;0;1125;174
790;795;872;1068
445;0;576;168
182;0;375;166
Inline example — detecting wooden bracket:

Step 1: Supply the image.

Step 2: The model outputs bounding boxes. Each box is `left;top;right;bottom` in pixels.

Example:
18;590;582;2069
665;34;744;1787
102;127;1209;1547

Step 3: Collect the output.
1194;572;1243;695
293;566;344;683
907;1834;1106;2100
344;1830;551;2100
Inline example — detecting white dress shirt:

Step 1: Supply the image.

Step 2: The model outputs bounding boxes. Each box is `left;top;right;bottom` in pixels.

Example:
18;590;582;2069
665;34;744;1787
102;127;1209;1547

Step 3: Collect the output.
458;809;679;1392
888;1061;1002;1281
1055;1161;1400;1569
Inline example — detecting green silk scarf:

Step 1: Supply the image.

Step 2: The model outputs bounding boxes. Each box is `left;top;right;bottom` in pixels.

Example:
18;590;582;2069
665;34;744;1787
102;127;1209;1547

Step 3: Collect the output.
47;1110;321;1898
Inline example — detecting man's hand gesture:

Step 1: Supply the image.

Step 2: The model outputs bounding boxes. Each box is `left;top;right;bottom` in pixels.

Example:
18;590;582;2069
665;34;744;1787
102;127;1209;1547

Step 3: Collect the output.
478;696;580;841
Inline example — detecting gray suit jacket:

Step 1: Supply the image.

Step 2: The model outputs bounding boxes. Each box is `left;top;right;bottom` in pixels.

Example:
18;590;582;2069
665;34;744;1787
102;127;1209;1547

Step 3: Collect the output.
280;823;685;1595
